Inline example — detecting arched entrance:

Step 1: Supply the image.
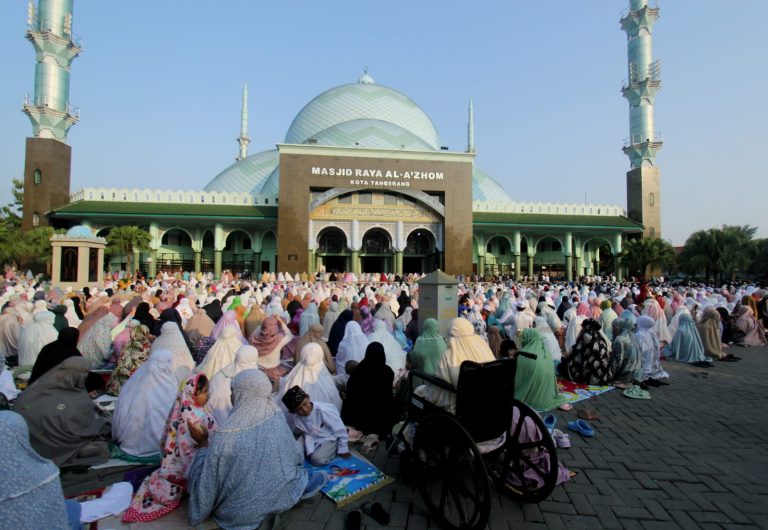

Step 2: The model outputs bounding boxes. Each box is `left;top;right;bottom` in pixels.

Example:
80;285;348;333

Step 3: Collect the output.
534;237;565;278
361;228;392;273
223;230;252;275
261;231;277;273
484;235;513;277
404;229;437;274
317;227;349;273
158;228;194;272
201;230;215;273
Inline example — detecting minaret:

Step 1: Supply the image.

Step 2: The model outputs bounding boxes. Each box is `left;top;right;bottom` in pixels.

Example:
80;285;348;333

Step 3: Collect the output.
467;98;475;153
236;82;250;161
621;0;662;238
21;0;81;230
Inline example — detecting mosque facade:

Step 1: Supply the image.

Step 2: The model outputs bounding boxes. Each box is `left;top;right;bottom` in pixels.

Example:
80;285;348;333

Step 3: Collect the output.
22;1;658;282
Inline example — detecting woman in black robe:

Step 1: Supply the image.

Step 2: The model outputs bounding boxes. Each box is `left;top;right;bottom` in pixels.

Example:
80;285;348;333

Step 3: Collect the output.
342;342;395;437
327;309;353;356
29;327;104;393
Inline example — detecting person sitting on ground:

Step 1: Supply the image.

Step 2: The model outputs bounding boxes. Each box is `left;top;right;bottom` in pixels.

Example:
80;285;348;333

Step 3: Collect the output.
697;307;738;361
282;385;350;465
557;318;613;385
122;373;216;523
610;313;643;388
278;343;342;419
634;315;669;384
731;304;767;347
515;328;567;411
29;327;104;393
14;357;111;467
187;369;325;529
663;313;712;366
342;342;396;438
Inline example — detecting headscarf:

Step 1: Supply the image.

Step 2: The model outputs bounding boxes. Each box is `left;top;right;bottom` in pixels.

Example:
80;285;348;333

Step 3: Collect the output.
732;305;767;346
321;301;340;342
112;348;179;458
336;321;370;383
562;319;612;385
50;305;68;332
132;302;156;332
151;321;195;383
368;320;407;376
664;313;709;364
202;299;223;324
533;316;561;362
185;310;215;344
298;302;320;337
278;342;342;414
211;310;247;345
0;411;70;528
408;318;446;382
29;327;81;385
327;309;353;356
635;315;668;381
697;307;727;359
359;306;374;335
515;329;565;411
295;323;335;374
197;325;244;379
78;310;118;369
610;313;642;385
77;305;109;339
244;304;265;339
342;342;395;436
13;357;110;467
416;318;495;413
642;299;673;344
486;326;502;359
106;323;153;396
0;311;20;360
187;369;308;530
249;316;291;381
17;311;58;367
123;372;216;523
207;345;261;426
62;299;81;328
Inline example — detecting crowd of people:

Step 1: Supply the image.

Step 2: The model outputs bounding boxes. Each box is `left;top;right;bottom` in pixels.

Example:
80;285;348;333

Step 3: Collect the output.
0;266;766;528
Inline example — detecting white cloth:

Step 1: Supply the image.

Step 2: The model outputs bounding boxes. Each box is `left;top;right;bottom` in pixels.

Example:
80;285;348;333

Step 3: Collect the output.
368;320;407;375
17;312;58;367
534;316;562;362
208;345;261;426
151;321;195;383
277;343;342;414
321;302;340;341
292;402;348;456
335;321;370;384
196;325;242;379
565;315;586;353
63;299;81;328
0;368;19;400
79;482;133;523
112;349;179;457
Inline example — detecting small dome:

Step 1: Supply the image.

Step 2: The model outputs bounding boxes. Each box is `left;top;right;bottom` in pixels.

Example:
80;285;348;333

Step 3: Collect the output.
65;225;96;239
357;68;375;85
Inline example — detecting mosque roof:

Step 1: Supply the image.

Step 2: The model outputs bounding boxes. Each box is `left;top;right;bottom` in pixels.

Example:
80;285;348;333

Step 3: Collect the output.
284;81;441;150
203;74;513;203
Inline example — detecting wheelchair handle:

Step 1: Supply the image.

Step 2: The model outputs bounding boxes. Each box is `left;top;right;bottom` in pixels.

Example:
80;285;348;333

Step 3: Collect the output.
516;351;538;360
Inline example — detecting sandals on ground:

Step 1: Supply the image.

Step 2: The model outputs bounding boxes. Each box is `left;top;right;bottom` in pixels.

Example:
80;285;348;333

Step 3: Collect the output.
361;434;379;455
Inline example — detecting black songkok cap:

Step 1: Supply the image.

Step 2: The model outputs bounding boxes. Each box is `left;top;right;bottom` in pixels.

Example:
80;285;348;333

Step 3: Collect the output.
281;385;308;412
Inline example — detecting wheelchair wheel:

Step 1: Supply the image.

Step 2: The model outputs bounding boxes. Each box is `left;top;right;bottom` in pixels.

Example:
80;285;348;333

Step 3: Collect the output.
412;414;491;530
490;399;559;503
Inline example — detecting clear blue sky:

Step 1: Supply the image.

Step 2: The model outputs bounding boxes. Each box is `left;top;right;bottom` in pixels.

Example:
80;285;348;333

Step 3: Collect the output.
1;1;765;245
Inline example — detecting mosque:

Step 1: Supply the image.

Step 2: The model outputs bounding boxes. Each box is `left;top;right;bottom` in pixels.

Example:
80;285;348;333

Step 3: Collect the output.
21;0;663;282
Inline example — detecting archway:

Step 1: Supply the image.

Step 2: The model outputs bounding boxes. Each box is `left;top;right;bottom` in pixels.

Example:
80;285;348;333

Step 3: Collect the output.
261;231;277;273
223;230;252;275
317;227;349;273
158;228;195;273
403;229;437;274
582;237;614;277
360;228;392;273
484;235;513;277
534;236;565;279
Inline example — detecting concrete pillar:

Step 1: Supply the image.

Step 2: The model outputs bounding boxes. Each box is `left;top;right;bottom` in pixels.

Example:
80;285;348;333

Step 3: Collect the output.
148;250;157;278
514;254;521;280
566;255;573;282
584;249;592;275
478;255;485;276
194;251;202;274
214;250;222;278
394;251;403;276
527;255;535;278
97;247;105;286
615;254;624;282
308;249;316;274
594;247;601;275
51;245;62;284
351;250;360;275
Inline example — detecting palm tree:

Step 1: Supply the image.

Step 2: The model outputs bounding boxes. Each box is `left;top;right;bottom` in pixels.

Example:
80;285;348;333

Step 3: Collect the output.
621;237;675;280
0;222;29;268
679;225;757;282
106;226;151;279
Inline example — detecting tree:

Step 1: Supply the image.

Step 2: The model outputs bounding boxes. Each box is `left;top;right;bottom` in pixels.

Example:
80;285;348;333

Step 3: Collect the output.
679;225;757;282
0;178;23;231
621;237;676;280
0;222;30;268
106;226;151;278
24;226;65;272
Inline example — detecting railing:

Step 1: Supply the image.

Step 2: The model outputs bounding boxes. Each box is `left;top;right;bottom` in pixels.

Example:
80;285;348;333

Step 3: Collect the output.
472;201;626;217
70;187;279;207
622;132;663;148
622;60;662;89
27;22;83;48
23;93;80;118
620;0;659;19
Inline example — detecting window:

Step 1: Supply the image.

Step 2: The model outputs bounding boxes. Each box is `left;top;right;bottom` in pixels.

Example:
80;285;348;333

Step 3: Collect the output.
358;193;372;204
338;194;352;204
34;169;42;185
650;227;656;238
383;194;397;205
161;230;191;247
32;212;40;227
649;193;655;206
242;237;251;250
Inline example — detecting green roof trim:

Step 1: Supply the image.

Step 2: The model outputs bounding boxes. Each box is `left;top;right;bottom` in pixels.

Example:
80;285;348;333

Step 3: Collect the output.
50;201;277;219
472;212;643;229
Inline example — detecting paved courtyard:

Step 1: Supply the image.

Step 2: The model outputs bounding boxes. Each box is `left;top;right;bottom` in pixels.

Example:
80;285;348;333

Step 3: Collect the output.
101;343;768;529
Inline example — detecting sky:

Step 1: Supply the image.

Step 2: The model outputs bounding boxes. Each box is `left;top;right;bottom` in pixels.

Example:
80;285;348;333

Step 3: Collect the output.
0;1;765;246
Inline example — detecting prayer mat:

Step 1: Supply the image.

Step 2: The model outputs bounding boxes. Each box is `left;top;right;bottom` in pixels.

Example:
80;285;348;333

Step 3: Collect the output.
557;378;615;404
304;453;392;507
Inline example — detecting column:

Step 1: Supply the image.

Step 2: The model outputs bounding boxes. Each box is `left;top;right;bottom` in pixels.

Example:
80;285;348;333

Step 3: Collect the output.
351;250;360;275
253;251;261;274
563;232;573;282
594;247;601;275
51;245;62;284
194;251;202;274
527;255;534;279
478;255;485;276
148;250;157;279
308;249;316;274
584;248;592;275
214;250;223;278
97;247;105;285
566;255;573;282
574;237;583;277
615;255;624;282
514;254;521;280
512;231;522;281
394;251;403;276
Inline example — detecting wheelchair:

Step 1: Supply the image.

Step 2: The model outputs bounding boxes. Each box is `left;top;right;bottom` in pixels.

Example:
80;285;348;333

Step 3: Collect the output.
391;353;559;530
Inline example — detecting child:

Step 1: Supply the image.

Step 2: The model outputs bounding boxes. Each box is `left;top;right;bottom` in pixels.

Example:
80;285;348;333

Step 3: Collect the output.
282;385;350;465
